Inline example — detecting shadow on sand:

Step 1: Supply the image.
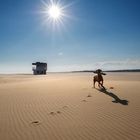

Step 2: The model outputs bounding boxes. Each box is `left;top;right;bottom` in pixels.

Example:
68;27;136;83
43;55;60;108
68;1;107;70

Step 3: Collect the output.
96;88;129;105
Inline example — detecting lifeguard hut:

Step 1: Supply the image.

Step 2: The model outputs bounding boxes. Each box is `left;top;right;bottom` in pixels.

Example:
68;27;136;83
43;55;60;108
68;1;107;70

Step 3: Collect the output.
32;62;47;75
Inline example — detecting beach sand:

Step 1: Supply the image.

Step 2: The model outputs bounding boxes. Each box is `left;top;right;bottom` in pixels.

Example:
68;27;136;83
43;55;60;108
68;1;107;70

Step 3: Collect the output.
0;72;140;140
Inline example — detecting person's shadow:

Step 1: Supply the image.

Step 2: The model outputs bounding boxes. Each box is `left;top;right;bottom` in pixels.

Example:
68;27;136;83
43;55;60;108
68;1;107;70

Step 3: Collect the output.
96;88;129;105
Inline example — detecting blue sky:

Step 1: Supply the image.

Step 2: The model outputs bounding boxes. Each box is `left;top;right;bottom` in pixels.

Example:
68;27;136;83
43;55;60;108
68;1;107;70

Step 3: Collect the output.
0;0;140;73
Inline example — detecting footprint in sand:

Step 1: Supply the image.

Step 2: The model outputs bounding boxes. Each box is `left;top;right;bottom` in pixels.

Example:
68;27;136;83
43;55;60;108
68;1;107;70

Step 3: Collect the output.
82;99;87;102
87;94;92;97
110;87;114;89
49;106;69;116
57;111;61;114
62;106;68;109
49;111;62;115
31;121;41;125
50;112;56;115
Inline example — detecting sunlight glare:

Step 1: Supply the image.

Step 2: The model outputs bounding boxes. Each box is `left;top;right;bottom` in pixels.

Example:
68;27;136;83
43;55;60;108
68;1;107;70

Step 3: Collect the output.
48;5;61;20
40;0;74;29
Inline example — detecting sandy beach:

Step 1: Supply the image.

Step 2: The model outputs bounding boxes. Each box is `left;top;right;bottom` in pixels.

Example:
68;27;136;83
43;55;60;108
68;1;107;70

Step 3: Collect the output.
0;72;140;140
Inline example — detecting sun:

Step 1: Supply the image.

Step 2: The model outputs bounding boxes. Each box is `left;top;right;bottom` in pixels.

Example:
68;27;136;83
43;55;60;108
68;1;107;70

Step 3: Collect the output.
48;5;61;20
40;0;74;28
41;0;65;24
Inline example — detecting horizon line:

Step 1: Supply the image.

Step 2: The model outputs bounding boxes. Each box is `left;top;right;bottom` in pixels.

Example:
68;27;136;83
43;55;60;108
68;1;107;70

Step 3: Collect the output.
0;68;140;75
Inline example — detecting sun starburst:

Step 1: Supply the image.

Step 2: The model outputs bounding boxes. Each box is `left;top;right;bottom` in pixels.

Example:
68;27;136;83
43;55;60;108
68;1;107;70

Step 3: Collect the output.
40;0;70;27
48;5;61;20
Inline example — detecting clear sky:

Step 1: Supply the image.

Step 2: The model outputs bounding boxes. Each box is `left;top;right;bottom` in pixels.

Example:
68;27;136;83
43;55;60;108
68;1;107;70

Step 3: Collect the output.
0;0;140;73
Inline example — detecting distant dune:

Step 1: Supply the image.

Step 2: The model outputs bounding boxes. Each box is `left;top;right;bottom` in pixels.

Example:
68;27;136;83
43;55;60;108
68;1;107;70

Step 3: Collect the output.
0;72;140;140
